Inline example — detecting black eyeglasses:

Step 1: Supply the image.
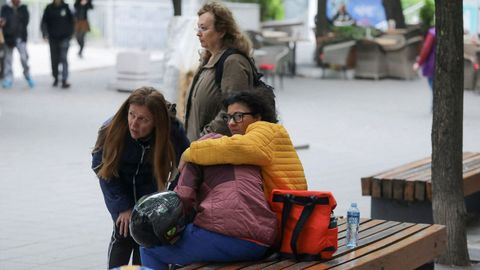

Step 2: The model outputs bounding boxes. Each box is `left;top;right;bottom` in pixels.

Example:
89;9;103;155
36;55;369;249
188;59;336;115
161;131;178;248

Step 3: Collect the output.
222;112;255;123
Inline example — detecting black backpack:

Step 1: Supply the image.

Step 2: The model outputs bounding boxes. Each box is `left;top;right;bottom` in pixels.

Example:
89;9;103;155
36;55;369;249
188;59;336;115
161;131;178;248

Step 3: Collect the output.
214;48;276;110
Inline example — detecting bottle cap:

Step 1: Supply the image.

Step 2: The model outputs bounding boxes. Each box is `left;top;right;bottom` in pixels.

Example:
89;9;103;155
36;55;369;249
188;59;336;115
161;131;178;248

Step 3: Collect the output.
351;202;357;207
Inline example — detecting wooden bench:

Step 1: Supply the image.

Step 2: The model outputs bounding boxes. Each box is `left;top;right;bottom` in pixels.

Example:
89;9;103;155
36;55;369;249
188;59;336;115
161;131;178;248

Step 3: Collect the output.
179;218;446;270
361;152;480;223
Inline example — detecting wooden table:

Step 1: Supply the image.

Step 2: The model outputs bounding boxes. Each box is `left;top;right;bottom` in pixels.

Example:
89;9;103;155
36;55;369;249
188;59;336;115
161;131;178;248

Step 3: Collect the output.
361;152;480;223
179;219;446;270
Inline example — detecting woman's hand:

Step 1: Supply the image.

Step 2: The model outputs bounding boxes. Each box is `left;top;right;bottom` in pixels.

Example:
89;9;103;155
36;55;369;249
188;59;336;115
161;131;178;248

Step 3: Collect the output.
116;209;133;238
413;62;420;71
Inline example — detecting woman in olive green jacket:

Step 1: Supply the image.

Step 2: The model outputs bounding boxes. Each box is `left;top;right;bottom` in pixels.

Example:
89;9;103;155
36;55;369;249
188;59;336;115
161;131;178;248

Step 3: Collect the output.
184;1;255;141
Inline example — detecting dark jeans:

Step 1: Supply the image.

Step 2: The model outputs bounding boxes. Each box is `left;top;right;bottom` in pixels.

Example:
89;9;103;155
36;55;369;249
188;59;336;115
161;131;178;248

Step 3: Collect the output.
48;38;70;82
108;223;141;269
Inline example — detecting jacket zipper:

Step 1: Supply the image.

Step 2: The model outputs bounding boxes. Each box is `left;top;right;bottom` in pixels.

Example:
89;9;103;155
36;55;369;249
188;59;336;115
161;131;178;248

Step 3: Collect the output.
132;143;150;202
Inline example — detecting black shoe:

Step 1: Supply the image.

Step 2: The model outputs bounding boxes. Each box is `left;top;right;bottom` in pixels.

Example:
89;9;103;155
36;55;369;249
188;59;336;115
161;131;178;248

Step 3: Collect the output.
61;81;71;89
53;79;58;87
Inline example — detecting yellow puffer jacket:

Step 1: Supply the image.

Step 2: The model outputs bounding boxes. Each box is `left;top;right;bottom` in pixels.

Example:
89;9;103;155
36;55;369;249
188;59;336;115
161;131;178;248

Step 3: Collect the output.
182;121;308;199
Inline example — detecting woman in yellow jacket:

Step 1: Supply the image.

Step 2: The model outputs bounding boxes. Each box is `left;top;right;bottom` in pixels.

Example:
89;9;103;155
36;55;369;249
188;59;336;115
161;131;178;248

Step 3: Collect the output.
181;91;307;200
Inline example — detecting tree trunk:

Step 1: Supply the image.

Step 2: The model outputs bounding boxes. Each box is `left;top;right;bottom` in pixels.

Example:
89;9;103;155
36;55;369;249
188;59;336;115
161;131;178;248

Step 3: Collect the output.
382;0;406;28
315;0;328;37
172;0;181;16
432;0;470;266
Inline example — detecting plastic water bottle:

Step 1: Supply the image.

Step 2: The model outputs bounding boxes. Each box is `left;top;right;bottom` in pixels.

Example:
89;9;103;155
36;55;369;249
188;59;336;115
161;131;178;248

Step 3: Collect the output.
345;202;360;248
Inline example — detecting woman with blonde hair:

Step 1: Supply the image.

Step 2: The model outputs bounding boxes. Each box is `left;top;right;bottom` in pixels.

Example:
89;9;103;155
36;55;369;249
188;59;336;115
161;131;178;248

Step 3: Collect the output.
184;0;256;141
92;87;189;269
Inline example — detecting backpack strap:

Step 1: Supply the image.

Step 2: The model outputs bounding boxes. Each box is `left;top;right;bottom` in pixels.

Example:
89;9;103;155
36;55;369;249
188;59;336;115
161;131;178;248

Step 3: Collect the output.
215;48;239;86
214;48;263;87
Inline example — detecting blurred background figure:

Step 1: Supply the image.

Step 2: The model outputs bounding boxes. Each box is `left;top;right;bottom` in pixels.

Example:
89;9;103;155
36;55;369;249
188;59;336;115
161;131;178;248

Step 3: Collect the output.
413;27;436;111
41;0;74;88
74;0;93;58
331;3;355;27
0;0;34;89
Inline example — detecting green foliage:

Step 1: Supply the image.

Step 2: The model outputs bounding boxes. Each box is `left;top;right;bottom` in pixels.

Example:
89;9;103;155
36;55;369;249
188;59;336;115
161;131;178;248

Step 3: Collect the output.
401;0;423;9
419;0;435;27
224;0;285;21
332;26;382;41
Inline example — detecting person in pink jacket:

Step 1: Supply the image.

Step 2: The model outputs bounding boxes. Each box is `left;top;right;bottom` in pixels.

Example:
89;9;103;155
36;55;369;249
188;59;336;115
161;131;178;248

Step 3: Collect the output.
139;91;280;270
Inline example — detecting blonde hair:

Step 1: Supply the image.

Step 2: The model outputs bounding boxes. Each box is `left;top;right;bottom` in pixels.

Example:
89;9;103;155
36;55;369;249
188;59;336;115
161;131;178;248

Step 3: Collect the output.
198;0;252;63
94;87;175;191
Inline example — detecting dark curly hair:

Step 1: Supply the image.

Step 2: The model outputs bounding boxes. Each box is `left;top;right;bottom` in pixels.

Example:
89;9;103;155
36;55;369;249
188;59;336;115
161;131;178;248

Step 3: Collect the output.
223;91;278;123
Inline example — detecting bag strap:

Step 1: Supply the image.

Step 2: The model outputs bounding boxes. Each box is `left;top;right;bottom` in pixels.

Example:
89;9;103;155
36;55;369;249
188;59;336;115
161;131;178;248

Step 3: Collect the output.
214;48;263;87
290;202;315;258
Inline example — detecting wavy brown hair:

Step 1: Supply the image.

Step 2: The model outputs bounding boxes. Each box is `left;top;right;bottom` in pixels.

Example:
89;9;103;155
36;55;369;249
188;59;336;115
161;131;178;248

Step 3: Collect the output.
94;87;175;190
198;0;252;63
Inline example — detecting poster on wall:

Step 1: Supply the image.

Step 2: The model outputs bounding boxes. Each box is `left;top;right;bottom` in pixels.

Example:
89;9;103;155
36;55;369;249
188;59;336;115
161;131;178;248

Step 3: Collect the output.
326;0;387;29
463;1;478;36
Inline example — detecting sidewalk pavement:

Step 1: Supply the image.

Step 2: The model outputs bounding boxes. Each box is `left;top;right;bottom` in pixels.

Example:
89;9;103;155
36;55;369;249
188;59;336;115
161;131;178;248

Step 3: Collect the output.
1;42;480;269
10;42;164;82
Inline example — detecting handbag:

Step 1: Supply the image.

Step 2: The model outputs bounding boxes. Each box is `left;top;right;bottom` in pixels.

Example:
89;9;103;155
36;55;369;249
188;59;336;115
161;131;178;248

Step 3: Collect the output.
270;189;338;261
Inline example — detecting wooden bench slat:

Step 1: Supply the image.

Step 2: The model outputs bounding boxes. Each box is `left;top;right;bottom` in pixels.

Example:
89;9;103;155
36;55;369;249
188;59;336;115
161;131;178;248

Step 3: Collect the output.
335;222;415;255
371;179;382;198
325;224;446;270
464;166;480;196
416;152;480;182
414;180;426;201
403;181;415;201
338;219;387;241
383;163;430;181
367;157;431;180
381;179;393;199
303;223;427;270
392;179;404;200
360;177;372;196
255;259;297;270
240;260;282;270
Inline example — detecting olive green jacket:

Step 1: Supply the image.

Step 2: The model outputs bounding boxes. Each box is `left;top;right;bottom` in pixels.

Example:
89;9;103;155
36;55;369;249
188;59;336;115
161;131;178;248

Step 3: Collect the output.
184;49;254;141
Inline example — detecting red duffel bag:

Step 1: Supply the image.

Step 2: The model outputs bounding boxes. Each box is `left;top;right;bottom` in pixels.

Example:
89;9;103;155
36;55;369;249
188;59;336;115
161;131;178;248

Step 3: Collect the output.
270;189;338;261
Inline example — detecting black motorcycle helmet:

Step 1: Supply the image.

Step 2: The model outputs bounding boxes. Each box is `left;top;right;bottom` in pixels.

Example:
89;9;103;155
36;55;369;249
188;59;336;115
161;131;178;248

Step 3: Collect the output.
130;191;185;248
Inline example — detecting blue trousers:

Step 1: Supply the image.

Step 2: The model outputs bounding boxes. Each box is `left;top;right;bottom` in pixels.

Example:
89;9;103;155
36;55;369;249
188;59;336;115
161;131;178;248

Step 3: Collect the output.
140;224;269;270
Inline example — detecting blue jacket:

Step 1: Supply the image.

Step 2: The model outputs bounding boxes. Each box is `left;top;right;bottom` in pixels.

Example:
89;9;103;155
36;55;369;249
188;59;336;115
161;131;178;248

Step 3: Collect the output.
92;118;190;221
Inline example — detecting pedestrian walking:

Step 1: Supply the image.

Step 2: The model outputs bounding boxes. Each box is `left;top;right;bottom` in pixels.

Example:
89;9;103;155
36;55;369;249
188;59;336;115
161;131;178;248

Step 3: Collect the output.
41;0;74;88
413;27;436;111
74;0;93;58
184;0;255;141
0;0;34;89
92;87;189;269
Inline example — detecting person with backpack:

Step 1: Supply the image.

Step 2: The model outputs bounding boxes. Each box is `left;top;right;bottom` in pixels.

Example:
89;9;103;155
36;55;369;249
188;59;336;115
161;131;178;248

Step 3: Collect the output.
184;0;256;142
91;87;189;269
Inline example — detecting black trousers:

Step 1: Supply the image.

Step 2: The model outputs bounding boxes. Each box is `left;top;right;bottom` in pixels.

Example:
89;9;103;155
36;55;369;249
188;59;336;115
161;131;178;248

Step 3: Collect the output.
48;38;70;82
75;31;86;55
108;223;141;269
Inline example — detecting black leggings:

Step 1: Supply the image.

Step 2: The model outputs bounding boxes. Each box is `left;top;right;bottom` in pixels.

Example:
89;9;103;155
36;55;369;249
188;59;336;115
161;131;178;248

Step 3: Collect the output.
76;31;86;55
108;223;141;268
